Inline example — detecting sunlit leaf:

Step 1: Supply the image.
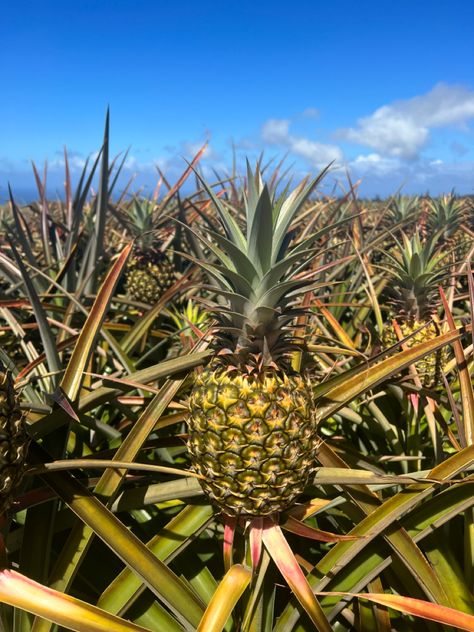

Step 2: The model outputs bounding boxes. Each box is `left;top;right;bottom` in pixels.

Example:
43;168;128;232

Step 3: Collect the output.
196;565;252;632
319;591;474;631
262;520;332;632
60;242;132;402
0;570;150;632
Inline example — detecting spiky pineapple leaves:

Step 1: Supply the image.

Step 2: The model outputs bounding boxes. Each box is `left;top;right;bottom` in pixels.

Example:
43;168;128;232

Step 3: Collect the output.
196;565;252;632
312;326;461;423
440;286;474;444
60;242;133;403
97;504;214;621
282;515;358;543
261;519;332;632
33;458;205;631
31;359;210;632
264;322;469;630
318;591;474;631
0;569;150;632
177;163;353;325
220;514;355;632
248;182;274;275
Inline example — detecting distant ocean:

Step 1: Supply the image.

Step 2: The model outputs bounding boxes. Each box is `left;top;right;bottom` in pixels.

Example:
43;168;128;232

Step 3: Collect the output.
0;178;189;205
0;188;44;204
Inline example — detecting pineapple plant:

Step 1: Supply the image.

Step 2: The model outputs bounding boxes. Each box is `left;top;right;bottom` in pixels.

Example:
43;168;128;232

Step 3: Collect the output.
118;198;176;304
0;364;28;515
186;165;330;518
380;232;449;387
427;193;472;263
388;194;420;227
125;246;175;304
167;299;210;353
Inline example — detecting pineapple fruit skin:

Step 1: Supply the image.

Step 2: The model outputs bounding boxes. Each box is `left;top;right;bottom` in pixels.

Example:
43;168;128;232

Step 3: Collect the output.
382;320;449;388
0;369;28;515
188;368;318;517
125;251;175;304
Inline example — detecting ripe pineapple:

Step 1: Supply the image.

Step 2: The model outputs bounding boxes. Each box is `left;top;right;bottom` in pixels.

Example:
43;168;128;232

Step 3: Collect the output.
187;165;330;517
117;198;176;304
0;365;28;515
381;232;449;387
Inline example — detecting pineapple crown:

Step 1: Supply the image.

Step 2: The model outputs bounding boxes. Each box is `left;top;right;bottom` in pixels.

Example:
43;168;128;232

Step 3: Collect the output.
168;300;209;332
188;161;332;368
427;192;467;242
389;194;420;223
115;197;174;253
383;231;446;323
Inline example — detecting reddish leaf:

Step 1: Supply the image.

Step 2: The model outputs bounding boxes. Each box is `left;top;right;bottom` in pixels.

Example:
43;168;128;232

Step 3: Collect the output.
319;591;474;631
262;519;332;632
249;518;263;569
283;516;359;543
223;516;236;572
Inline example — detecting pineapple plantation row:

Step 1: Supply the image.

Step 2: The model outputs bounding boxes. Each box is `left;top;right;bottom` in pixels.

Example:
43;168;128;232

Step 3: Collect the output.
1;118;474;631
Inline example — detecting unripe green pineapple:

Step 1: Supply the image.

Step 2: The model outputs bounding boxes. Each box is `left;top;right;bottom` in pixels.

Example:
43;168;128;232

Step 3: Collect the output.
0;367;28;515
186;164;331;517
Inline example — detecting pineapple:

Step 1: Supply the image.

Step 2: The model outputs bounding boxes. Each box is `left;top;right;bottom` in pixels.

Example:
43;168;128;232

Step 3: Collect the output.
117;198;176;304
381;232;449;387
0;364;28;515
187;165;330;517
125;247;175;304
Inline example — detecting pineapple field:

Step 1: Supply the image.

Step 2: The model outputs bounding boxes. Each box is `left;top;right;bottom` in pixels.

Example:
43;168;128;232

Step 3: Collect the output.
2;118;474;632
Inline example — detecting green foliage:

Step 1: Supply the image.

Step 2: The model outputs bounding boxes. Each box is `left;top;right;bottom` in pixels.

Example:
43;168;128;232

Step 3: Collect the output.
1;121;473;631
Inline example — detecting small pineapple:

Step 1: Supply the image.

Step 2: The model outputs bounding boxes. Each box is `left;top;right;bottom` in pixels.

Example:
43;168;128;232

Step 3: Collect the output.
381;232;449;387
187;164;330;517
0;365;28;515
117;198;177;304
125;246;175;304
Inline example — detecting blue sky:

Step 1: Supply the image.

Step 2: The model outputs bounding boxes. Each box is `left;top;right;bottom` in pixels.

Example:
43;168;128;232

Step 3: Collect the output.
1;0;474;200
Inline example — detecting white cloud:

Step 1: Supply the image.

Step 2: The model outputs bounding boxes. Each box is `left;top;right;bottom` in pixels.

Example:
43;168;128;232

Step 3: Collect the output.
339;83;474;159
181;140;217;160
406;83;474;127
342;112;428;159
46;150;91;172
261;118;291;144
346;153;474;196
261;117;342;166
350;153;401;176
289;137;342;164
